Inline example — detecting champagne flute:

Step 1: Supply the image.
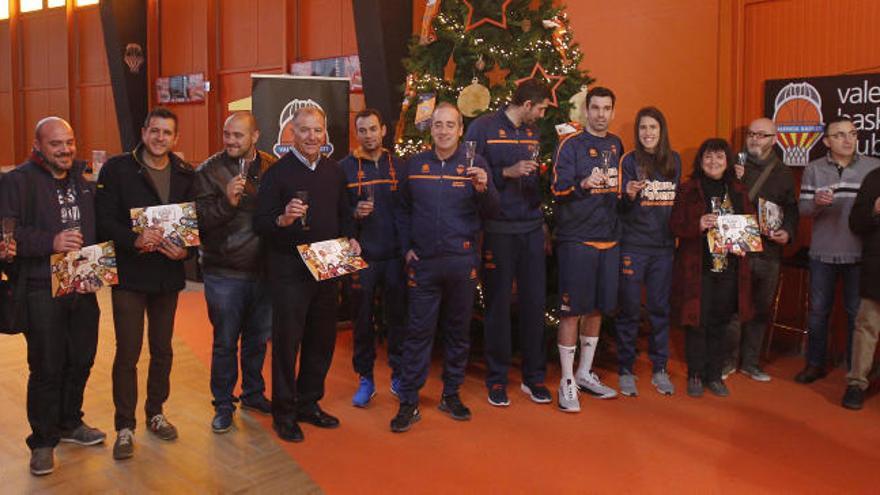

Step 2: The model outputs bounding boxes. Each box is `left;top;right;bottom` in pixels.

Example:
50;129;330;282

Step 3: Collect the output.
600;150;612;186
238;158;251;199
364;183;376;204
636;166;648;197
737;151;747;166
710;196;723;215
1;217;15;262
295;190;310;230
464;141;477;168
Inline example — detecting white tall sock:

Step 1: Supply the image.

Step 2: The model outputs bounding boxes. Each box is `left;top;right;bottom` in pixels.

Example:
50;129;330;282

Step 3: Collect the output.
576;335;599;377
558;345;577;381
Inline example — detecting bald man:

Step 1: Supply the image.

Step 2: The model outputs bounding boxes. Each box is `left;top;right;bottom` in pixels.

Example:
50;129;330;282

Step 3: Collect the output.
0;117;106;476
723;117;798;382
194;111;277;433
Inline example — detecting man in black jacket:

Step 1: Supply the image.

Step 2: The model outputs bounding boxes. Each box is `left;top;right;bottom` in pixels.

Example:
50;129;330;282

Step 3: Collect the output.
842;166;880;409
96;107;195;460
725;117;799;382
0;117;106;476
253;106;359;443
195;111;276;432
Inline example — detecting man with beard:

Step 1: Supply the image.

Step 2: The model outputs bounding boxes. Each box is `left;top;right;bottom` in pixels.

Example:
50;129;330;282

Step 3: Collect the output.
195;111;276;432
340;109;406;407
96;107;196;460
463;79;553;407
723;117;798;382
0;117;105;475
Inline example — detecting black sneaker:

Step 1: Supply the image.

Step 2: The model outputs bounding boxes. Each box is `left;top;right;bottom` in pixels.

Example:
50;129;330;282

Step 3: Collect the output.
60;423;106;446
390;403;420;433
487;384;510;407
705;380;730;397
211;409;233;433
520;382;553;404
438;393;471;421
794;365;827;384
29;447;54;476
841;385;864;410
240;395;272;415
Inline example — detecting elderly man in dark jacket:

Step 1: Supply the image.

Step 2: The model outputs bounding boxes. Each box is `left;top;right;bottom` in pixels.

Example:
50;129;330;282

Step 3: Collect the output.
195;111;276;432
96;107;195;460
842;166;880;410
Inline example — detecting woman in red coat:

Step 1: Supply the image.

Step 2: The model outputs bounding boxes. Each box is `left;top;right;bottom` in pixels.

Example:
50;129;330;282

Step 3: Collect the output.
670;138;754;398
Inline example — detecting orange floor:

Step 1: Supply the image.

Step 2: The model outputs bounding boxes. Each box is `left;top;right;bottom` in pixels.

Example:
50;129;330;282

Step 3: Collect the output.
174;291;880;494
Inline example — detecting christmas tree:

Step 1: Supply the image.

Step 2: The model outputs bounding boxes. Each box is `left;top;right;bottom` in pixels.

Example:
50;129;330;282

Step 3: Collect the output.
395;0;594;329
395;0;593;166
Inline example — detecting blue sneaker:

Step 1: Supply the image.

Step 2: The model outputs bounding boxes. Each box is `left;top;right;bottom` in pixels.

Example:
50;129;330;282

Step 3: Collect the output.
390;377;401;400
352;376;376;408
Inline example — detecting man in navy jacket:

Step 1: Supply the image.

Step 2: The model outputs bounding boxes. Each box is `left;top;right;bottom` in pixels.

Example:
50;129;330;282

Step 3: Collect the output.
464;79;552;407
340;109;406;407
390;103;499;433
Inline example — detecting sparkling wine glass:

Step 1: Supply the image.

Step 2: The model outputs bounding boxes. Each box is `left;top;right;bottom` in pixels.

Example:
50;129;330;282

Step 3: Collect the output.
600;150;612;186
464;141;477;168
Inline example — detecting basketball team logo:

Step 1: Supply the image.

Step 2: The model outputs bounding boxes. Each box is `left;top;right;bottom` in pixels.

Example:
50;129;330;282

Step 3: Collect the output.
274;98;334;158
772;82;825;166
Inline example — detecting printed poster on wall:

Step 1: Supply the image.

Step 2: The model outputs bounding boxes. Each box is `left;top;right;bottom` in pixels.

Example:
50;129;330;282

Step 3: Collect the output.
764;73;880;166
251;75;350;161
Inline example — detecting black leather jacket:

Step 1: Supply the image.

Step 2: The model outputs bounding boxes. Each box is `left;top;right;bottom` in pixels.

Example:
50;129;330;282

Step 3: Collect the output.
194;150;276;277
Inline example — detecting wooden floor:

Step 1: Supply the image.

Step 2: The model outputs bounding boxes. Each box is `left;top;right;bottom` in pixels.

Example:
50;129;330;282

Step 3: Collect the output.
0;288;319;494
3;285;880;493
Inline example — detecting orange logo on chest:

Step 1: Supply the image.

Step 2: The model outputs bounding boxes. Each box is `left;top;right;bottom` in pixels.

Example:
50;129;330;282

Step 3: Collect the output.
421;164;430;173
498;129;507;138
589;148;598;157
456;164;465;175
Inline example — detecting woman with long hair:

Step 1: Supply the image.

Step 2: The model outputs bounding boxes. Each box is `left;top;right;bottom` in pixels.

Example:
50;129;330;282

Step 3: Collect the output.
669;138;754;398
615;107;680;396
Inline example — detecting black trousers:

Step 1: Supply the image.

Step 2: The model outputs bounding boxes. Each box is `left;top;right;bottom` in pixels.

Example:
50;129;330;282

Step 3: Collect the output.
270;277;338;425
686;270;738;381
25;290;99;449
111;288;179;431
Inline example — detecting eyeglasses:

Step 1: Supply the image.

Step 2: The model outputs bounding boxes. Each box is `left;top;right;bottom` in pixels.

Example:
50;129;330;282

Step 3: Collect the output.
827;130;858;140
746;131;775;140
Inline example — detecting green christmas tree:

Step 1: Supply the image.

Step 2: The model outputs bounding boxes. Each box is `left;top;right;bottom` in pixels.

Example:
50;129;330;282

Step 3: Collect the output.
395;0;593;165
395;0;594;329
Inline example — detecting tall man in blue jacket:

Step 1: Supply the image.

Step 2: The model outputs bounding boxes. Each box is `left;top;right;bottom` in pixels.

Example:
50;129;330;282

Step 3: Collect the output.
96;108;195;460
340;109;406;407
0;117;106;476
551;86;622;413
463;79;552;407
390;102;499;432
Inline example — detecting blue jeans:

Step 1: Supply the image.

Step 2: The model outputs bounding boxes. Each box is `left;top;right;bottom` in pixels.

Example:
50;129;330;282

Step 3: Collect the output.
204;274;272;411
806;260;860;368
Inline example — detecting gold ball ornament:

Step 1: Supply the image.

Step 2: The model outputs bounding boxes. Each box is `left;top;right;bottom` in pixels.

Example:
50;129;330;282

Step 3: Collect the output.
569;86;589;125
457;79;491;118
475;55;486;71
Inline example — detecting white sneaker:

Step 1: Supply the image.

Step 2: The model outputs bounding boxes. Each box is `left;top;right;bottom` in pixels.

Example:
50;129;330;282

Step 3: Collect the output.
575;371;618;399
557;378;581;413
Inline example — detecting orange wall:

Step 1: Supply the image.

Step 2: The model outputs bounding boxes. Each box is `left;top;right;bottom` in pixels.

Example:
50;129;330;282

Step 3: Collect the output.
1;4;119;167
566;0;728;168
158;0;359;164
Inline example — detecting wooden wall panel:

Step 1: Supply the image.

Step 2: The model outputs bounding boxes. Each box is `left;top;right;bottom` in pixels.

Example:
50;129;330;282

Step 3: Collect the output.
740;0;880;129
299;0;344;59
567;0;722;164
159;0;210;163
76;7;109;86
0;23;12;166
255;0;285;68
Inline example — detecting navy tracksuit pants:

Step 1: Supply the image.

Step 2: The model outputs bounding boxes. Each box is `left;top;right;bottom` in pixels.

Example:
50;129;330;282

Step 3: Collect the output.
615;249;673;374
398;254;478;405
482;229;547;388
350;257;406;380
